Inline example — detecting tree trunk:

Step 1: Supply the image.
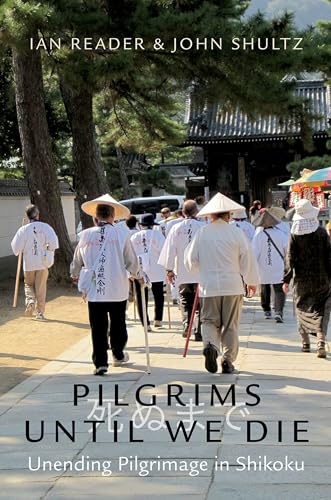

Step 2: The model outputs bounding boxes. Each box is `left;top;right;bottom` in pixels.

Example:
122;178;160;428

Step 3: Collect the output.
116;147;131;199
59;79;108;229
12;45;73;281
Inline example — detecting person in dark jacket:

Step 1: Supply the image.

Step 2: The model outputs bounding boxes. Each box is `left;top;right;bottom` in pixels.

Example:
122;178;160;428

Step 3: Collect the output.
283;199;331;358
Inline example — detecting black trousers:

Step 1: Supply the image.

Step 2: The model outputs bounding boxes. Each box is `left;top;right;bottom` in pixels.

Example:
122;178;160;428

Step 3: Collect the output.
88;300;127;368
260;283;285;314
178;283;200;334
134;280;164;326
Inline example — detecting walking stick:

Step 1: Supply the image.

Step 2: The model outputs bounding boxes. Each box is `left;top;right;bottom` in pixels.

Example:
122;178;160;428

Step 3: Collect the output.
166;283;172;329
13;217;26;308
183;286;199;357
132;280;137;321
13;252;23;308
140;281;151;374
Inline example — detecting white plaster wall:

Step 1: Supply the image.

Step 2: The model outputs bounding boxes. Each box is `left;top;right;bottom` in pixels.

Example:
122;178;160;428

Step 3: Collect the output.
61;197;76;241
0;196;76;259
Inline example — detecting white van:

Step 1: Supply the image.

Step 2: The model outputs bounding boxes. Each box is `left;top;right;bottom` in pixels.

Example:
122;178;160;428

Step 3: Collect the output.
120;195;185;221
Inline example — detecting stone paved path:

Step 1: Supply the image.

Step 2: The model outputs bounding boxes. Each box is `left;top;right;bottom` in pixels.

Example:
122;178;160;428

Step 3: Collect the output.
0;296;330;499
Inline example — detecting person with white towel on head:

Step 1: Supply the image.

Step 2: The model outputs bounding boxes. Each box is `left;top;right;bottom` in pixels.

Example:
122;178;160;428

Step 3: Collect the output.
158;199;205;341
130;213;166;330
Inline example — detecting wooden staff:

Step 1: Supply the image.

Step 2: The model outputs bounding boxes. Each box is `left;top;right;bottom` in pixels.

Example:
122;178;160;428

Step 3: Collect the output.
166;283;172;329
13;217;26;308
132;279;137;321
13;252;23;308
183;286;199;357
141;282;151;374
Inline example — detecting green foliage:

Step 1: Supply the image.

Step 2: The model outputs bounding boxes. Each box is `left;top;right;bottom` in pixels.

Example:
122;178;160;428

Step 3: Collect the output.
101;144;184;198
95;87;187;153
0;0;53;46
42;69;72;170
0;167;24;179
1;0;330;192
140;167;184;195
8;0;319;137
0;50;21;160
287;155;331;179
316;2;331;77
0;155;24;178
146;145;196;165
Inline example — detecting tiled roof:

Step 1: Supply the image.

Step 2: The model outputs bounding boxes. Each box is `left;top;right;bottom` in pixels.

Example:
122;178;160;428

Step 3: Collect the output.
159;165;195;177
0;179;75;197
186;79;331;144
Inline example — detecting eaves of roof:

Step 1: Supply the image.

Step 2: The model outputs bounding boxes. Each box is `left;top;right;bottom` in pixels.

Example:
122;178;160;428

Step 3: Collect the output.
186;80;330;145
0;180;76;197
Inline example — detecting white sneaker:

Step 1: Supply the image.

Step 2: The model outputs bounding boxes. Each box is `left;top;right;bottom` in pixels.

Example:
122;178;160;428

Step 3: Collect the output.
25;303;35;317
94;366;108;376
147;325;153;332
112;352;130;367
154;320;162;328
274;313;283;323
34;312;46;321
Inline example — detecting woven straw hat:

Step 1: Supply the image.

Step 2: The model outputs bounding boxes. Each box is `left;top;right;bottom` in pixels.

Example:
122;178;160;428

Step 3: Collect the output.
268;206;286;220
197;192;245;217
253;209;281;228
81;194;130;219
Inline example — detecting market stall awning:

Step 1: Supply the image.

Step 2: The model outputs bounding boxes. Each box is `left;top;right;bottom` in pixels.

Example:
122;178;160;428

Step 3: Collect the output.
291;169;313;191
296;167;331;188
278;179;295;186
289;168;330;209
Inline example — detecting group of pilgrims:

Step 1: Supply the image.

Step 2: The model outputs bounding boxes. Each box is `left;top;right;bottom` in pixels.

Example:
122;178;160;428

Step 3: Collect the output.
12;191;331;376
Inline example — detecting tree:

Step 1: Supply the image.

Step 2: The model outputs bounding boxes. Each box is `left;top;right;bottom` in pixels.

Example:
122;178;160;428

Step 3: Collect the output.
12;44;73;279
248;0;331;30
59;79;108;229
147;145;196;166
2;0;327;246
316;1;331;79
1;0;74;279
38;1;321;190
141;167;184;195
50;1;188;217
0;50;21;163
95;87;187;199
0;51;74;176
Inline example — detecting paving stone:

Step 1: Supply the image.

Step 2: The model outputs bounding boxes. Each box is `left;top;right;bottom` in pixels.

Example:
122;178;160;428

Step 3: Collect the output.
207;484;331;500
45;476;211;498
0;299;329;498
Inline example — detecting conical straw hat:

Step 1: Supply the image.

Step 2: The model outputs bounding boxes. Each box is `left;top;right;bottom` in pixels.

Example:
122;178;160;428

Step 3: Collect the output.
252;209;281;228
81;194;130;220
197;192;245;217
268;206;286;220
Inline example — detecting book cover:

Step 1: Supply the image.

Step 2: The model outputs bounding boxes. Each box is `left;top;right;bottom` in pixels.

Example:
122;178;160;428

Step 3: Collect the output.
0;1;330;499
